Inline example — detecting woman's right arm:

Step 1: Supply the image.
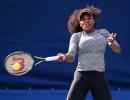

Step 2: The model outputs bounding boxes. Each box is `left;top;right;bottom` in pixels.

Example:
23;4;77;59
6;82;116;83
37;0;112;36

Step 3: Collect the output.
57;33;80;62
57;53;73;62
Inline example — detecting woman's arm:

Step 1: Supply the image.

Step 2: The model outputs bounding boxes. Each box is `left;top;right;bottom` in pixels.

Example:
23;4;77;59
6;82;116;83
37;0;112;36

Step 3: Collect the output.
108;42;121;53
107;33;121;53
57;33;80;62
57;53;73;62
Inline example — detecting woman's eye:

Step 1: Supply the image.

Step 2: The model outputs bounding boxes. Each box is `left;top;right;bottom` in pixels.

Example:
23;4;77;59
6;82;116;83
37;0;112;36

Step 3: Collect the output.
81;18;87;21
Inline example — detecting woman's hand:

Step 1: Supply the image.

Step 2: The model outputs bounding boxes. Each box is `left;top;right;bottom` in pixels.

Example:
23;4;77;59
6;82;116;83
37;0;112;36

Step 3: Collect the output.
107;33;121;53
57;53;74;62
107;33;116;46
57;53;66;62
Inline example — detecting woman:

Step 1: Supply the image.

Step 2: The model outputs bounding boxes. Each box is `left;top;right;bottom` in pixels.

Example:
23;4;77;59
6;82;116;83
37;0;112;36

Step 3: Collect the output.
57;5;121;100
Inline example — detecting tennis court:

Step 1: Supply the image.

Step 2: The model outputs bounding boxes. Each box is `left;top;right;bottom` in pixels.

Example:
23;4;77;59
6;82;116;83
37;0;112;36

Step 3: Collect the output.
0;89;130;100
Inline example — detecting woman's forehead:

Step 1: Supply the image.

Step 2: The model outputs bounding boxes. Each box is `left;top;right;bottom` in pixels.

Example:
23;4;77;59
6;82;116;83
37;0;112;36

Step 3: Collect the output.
80;13;93;19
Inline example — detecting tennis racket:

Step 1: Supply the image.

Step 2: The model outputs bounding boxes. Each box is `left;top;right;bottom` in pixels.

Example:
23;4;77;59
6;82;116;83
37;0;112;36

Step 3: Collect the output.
4;51;59;76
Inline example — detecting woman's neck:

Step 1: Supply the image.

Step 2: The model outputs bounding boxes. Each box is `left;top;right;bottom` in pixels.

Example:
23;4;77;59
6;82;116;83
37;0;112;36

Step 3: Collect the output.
84;28;95;34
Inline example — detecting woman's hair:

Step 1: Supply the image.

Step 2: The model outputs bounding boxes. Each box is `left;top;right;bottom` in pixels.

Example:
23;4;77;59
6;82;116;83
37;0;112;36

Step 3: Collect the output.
67;5;102;34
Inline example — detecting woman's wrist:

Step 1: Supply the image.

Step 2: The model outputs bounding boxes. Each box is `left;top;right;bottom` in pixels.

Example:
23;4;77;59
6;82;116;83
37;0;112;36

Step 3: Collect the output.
108;42;121;53
64;53;73;62
108;40;115;46
108;42;114;47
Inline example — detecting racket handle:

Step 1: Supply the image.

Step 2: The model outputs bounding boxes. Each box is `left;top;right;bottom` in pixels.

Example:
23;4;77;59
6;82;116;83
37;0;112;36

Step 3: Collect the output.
45;56;59;61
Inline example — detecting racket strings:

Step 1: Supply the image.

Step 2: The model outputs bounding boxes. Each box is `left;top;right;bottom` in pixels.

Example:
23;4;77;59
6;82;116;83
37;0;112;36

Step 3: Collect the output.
5;53;34;76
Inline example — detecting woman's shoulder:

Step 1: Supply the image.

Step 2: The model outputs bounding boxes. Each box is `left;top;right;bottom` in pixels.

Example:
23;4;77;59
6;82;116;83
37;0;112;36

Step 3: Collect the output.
69;32;82;42
71;31;82;35
96;29;110;38
71;31;82;37
96;29;109;33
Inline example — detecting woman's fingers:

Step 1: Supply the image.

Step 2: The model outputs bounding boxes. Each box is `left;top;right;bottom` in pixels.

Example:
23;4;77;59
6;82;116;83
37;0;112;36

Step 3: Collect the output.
110;33;116;39
107;33;117;45
113;33;117;39
57;53;65;62
108;33;117;41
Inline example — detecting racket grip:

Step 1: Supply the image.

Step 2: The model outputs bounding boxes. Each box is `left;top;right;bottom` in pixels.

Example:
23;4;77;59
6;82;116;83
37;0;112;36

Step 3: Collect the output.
45;56;59;61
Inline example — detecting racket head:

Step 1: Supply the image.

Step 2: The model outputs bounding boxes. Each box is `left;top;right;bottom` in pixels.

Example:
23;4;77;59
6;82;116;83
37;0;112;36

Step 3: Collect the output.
4;51;34;76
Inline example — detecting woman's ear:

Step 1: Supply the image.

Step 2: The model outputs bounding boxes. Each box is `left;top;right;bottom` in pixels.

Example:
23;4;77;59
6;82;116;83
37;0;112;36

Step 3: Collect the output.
79;21;83;27
93;19;96;25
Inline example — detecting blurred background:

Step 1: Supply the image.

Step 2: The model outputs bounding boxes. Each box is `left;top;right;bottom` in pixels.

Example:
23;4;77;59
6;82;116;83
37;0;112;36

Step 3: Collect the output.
0;0;130;99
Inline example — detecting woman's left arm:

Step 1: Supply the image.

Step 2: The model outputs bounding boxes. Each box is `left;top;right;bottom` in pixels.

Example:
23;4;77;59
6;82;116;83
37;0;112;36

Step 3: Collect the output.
107;33;121;53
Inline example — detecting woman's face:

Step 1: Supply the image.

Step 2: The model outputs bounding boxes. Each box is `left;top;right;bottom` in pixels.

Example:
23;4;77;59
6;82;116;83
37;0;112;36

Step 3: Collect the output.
79;14;95;32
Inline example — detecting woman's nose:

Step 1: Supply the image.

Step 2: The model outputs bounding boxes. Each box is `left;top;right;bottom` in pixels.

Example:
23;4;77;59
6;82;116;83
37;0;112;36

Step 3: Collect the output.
84;19;90;23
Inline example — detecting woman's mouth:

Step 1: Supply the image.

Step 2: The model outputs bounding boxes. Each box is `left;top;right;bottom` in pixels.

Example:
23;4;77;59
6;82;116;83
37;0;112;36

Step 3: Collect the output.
84;24;90;28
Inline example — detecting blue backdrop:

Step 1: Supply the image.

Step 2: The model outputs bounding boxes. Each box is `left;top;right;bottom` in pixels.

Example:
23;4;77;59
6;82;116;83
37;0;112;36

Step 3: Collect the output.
0;0;130;90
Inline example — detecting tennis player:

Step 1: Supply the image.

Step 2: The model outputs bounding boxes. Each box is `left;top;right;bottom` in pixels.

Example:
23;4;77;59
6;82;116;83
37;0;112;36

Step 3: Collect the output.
57;5;121;100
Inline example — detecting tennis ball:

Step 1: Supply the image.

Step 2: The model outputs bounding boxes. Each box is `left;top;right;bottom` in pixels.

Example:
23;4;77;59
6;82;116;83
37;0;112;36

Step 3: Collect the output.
12;63;21;71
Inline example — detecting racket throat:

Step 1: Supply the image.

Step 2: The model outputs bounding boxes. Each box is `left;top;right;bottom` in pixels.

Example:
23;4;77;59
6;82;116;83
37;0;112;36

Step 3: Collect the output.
34;59;46;66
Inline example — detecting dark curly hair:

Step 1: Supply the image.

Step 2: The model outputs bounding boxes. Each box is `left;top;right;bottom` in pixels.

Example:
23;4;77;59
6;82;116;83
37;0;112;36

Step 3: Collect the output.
67;5;102;34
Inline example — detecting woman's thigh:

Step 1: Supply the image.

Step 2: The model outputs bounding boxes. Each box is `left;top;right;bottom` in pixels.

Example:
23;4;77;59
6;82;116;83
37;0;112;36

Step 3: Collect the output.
90;72;112;100
66;70;90;100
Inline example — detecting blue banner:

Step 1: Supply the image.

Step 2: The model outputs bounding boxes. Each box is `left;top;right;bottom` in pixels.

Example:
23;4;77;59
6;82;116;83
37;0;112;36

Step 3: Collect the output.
0;0;130;90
